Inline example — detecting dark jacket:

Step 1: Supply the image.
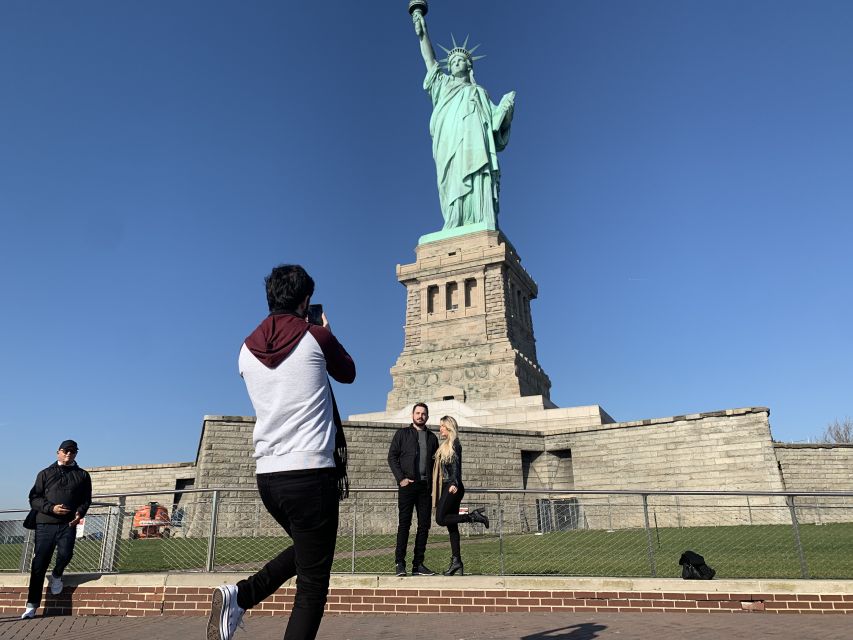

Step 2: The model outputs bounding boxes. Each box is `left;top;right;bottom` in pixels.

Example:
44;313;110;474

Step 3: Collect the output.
28;462;92;525
387;424;439;486
437;440;463;488
431;439;464;511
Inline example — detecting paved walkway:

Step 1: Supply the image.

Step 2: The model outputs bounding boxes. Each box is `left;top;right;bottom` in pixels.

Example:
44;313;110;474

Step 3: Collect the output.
1;612;849;639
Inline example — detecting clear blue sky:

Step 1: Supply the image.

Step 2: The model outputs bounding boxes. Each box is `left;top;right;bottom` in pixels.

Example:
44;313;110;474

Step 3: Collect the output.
2;1;851;507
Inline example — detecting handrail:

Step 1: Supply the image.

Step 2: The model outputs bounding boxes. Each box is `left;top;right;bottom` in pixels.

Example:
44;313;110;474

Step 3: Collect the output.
4;486;853;509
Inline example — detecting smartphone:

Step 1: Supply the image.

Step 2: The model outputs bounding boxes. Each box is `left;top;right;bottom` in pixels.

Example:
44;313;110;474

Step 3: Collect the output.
307;303;324;326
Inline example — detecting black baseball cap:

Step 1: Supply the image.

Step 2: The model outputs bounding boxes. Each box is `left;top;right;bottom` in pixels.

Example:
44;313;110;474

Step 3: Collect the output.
59;440;79;452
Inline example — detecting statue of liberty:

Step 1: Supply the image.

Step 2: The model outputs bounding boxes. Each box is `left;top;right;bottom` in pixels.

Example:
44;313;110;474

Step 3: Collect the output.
411;3;516;232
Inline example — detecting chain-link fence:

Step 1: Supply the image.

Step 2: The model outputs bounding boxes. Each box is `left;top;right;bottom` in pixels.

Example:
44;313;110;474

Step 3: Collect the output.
2;489;851;579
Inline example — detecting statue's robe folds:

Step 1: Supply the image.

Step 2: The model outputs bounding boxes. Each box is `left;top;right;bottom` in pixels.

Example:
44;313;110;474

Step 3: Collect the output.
424;63;511;230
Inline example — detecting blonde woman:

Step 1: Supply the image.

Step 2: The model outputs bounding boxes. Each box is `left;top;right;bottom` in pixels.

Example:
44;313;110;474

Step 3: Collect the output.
432;416;489;576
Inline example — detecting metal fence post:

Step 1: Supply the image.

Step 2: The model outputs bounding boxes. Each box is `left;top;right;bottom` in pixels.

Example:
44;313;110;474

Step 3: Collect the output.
351;494;357;574
498;492;504;576
642;494;657;577
549;498;557;533
97;507;109;572
116;495;126;535
19;529;35;574
786;495;809;579
206;490;220;572
98;504;122;572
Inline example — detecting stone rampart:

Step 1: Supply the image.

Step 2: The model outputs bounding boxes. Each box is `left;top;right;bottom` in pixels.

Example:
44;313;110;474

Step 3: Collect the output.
82;408;853;538
89;462;195;502
775;443;853;524
86;462;196;542
540;408;789;529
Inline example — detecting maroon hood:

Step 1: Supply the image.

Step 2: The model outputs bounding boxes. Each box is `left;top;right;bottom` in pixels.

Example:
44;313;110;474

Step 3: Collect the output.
244;313;310;369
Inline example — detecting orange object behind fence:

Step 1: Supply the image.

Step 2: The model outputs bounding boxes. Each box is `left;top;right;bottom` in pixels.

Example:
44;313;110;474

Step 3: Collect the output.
130;502;171;539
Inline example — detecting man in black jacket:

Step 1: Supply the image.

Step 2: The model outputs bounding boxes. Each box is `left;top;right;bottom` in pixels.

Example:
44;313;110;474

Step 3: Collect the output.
387;403;439;577
21;439;92;619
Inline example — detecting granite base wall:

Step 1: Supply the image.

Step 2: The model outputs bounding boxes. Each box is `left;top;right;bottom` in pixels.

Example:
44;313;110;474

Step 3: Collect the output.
82;409;853;538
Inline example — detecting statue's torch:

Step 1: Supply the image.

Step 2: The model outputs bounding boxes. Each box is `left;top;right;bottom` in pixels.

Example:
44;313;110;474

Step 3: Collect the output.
408;0;428;18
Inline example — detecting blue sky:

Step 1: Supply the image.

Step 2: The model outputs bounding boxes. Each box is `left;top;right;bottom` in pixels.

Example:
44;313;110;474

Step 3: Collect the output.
2;1;851;507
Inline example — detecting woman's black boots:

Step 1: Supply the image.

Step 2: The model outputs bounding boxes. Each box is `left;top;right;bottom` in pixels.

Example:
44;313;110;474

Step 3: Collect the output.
469;508;490;529
443;556;464;576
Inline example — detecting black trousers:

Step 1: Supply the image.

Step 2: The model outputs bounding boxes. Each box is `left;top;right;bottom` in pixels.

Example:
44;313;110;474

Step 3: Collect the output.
236;468;339;640
435;483;469;558
395;480;431;566
27;523;76;606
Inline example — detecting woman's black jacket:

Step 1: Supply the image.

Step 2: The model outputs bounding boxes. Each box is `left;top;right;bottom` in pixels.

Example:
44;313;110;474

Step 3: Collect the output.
437;440;463;488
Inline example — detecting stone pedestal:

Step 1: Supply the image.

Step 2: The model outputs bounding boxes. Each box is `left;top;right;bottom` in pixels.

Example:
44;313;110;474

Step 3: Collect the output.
386;230;551;411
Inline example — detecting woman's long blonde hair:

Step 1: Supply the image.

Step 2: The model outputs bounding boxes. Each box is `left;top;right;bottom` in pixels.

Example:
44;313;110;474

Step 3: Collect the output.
436;415;459;464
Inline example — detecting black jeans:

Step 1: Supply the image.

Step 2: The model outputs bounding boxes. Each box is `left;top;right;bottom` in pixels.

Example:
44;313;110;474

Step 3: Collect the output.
27;523;76;606
395;480;431;566
435;483;468;558
236;468;339;640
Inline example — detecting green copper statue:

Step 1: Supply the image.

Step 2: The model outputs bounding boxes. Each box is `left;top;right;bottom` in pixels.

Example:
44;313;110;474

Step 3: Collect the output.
410;2;516;233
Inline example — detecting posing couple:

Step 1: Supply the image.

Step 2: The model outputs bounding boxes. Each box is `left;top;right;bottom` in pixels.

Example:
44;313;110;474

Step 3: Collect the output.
388;402;489;577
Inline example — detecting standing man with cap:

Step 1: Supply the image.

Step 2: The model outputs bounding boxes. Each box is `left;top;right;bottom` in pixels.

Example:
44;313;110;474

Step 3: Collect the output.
21;439;92;619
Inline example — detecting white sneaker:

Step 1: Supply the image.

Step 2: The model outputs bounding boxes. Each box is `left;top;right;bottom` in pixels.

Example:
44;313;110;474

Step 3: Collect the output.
21;603;37;619
206;584;245;640
48;574;63;595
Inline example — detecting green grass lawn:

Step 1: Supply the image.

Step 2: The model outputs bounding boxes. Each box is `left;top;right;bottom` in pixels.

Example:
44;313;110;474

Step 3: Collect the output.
0;544;22;572
437;522;853;579
3;522;852;579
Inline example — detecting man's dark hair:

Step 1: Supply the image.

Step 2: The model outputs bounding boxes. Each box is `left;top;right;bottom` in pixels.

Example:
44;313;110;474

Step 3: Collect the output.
412;402;429;414
265;264;315;314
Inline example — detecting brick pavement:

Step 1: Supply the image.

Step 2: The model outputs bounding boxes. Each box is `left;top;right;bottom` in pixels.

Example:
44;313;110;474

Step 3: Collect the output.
1;611;850;640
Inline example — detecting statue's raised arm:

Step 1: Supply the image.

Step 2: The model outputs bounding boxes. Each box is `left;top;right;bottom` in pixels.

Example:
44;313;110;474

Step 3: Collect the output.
410;3;436;71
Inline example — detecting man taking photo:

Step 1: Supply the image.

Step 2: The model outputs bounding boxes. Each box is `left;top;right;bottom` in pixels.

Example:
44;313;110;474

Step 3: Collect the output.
208;264;355;640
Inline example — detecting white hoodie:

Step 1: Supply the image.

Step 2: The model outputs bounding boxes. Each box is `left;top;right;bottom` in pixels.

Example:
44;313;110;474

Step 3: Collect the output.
239;317;355;474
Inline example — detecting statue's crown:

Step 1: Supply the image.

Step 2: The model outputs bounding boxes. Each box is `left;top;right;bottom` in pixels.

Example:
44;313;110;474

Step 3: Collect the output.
437;34;485;71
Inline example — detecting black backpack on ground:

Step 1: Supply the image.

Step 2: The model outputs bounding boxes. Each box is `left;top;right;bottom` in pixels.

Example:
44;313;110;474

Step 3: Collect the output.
679;550;716;580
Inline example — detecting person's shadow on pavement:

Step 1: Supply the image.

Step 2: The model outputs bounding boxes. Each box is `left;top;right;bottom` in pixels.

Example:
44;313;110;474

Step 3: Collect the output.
40;572;104;616
0;585;83;622
522;623;607;640
42;584;79;617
